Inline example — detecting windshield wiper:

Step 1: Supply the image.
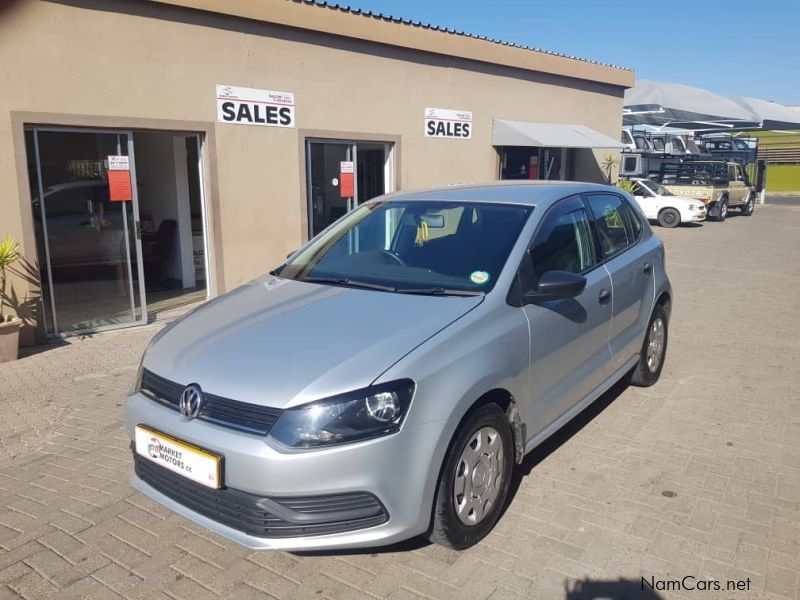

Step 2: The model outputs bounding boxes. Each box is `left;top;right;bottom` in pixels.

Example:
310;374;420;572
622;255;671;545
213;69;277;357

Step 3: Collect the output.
398;287;485;297
300;276;397;292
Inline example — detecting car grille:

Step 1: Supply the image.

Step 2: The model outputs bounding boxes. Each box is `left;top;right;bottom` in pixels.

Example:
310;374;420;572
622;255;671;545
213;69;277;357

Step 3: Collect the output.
140;369;283;435
134;453;389;538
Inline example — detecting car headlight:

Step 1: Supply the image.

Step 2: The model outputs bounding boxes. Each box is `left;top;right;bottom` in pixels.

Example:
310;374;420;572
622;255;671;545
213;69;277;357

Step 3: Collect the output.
129;354;145;394
269;379;415;448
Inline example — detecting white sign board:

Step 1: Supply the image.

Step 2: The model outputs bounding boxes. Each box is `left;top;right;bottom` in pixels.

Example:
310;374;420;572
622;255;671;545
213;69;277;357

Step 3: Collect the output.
107;155;130;171
424;107;473;139
216;84;295;128
340;161;354;174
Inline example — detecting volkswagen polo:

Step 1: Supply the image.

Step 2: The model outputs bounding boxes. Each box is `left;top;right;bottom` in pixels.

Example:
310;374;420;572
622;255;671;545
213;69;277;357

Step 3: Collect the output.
126;182;671;551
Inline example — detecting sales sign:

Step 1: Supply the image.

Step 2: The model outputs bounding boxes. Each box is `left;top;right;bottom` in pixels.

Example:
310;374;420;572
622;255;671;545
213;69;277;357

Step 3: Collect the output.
424;107;473;139
340;161;354;198
107;155;132;202
216;84;295;128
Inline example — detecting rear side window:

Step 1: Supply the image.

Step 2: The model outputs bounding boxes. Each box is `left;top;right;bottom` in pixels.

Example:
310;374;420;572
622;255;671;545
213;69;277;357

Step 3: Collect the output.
586;193;640;258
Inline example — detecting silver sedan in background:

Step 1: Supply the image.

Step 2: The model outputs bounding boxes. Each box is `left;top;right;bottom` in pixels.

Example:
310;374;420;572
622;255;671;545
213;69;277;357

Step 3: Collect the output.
126;182;671;551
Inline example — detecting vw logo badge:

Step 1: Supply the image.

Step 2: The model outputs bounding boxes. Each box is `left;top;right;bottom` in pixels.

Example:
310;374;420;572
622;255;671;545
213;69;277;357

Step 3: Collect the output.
179;383;203;419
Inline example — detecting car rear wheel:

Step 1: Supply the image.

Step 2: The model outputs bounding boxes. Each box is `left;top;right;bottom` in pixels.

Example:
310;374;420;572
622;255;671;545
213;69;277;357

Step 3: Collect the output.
716;198;728;222
657;208;681;228
429;403;513;549
630;304;668;387
741;194;755;216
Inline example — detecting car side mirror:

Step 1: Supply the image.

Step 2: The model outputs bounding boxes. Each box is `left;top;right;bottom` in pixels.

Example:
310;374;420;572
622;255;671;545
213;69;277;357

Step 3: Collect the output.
524;270;586;303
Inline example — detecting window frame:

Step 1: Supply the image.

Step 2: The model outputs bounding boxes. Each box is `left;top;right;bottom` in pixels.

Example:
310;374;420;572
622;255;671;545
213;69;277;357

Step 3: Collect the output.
507;194;600;306
582;192;644;262
507;192;647;307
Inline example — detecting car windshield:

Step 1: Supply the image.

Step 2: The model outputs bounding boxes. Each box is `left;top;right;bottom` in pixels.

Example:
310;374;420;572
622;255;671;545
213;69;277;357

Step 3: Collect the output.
642;179;673;196
276;200;532;294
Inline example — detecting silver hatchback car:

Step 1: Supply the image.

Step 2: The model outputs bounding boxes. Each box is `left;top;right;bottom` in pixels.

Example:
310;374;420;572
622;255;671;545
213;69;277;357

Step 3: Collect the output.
127;182;671;551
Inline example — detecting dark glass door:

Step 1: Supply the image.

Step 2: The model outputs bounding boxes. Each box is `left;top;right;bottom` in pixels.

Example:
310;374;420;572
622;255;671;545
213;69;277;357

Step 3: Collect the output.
307;141;353;238
306;140;392;238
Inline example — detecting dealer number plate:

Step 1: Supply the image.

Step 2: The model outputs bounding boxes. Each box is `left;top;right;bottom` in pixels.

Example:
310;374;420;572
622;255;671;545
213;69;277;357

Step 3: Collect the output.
135;425;222;489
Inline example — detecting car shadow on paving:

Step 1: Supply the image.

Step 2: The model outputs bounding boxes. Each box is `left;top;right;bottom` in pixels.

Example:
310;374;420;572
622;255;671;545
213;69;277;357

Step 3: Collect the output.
506;379;629;518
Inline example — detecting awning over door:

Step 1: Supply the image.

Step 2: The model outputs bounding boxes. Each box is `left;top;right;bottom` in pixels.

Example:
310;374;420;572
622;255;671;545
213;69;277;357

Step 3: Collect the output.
492;119;624;148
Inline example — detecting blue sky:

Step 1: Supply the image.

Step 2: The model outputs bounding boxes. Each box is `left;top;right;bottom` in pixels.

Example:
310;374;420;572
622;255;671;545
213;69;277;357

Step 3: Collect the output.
339;0;799;105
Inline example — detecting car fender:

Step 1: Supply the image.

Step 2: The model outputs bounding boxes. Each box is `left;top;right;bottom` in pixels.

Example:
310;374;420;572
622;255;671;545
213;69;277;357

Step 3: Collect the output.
375;302;530;518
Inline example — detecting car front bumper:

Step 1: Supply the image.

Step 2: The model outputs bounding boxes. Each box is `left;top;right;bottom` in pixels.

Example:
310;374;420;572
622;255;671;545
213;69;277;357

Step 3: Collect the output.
126;392;444;550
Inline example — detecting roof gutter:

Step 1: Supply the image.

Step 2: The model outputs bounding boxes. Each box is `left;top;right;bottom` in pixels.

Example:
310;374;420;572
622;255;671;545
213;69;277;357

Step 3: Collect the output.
148;0;634;89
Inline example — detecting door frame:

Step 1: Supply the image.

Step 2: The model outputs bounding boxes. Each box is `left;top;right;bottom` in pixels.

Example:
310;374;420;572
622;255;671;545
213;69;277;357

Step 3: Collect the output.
26;125;149;337
10;111;223;346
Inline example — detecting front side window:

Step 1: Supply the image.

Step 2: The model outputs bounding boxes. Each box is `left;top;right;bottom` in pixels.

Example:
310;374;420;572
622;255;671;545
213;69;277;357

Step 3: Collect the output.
530;206;596;276
278;201;532;294
642;179;673;196
586;194;638;257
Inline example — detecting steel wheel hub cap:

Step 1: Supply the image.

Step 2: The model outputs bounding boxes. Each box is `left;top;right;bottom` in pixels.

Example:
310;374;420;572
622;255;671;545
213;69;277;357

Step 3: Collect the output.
646;317;665;373
454;426;504;526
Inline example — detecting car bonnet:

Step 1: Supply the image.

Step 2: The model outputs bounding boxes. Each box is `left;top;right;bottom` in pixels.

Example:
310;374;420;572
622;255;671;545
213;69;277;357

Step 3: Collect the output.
142;276;483;409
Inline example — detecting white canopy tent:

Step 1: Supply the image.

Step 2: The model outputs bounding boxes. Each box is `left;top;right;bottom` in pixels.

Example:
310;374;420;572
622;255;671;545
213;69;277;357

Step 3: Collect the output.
624;80;800;131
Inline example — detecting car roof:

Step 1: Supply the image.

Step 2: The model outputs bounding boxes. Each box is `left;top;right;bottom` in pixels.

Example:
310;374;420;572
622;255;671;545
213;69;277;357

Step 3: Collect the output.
374;181;619;209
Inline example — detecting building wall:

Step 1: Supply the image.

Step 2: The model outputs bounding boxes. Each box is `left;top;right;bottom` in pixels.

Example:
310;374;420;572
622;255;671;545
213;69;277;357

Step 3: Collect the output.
0;0;627;342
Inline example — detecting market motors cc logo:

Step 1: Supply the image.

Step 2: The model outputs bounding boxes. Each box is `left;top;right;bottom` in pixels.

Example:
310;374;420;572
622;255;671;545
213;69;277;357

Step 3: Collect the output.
147;437;162;459
179;383;203;419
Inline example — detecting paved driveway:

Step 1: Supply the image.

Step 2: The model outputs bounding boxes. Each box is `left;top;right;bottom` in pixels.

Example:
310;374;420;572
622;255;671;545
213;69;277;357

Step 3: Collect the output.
1;200;799;600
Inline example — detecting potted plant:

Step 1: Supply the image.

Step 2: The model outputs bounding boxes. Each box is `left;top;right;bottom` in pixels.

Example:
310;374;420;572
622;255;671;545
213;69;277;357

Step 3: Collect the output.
0;235;22;363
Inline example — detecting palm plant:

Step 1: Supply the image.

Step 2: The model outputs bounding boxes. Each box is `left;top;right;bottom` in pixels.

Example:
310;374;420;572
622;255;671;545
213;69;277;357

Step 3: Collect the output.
0;235;20;321
601;154;619;183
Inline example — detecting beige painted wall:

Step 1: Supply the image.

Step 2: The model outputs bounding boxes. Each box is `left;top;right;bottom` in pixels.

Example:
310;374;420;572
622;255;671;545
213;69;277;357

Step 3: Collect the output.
0;0;626;343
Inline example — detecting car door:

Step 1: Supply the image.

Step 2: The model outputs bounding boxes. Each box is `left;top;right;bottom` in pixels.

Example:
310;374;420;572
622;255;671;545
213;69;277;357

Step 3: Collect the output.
632;182;658;220
585;192;655;372
728;164;746;204
521;196;614;437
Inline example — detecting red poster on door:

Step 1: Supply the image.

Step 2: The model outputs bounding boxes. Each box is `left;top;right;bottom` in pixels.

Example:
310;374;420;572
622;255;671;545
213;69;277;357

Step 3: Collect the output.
340;161;354;198
108;170;132;202
107;155;132;202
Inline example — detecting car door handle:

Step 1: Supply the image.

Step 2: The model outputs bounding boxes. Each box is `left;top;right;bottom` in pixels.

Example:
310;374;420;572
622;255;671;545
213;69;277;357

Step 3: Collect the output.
643;262;652;274
599;289;611;304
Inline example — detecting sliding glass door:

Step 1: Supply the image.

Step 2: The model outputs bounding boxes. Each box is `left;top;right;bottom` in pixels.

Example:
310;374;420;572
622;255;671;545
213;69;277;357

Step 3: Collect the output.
26;128;147;335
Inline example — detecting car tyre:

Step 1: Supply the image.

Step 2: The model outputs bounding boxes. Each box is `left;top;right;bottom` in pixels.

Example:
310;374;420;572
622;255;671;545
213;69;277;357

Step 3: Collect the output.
716;198;728;222
657;208;681;228
630;304;668;387
429;403;513;550
741;193;755;216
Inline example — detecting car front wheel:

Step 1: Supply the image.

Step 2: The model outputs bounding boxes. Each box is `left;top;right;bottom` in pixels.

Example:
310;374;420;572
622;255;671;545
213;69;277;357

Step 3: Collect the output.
630;304;668;387
657;208;681;228
429;403;513;549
